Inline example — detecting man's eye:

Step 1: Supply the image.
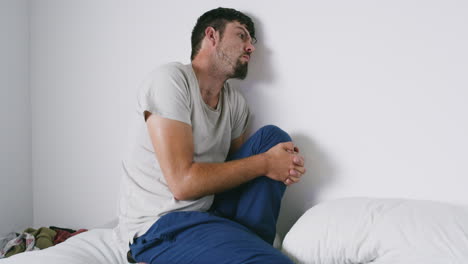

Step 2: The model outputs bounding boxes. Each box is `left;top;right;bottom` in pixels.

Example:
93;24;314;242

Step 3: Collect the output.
239;33;245;40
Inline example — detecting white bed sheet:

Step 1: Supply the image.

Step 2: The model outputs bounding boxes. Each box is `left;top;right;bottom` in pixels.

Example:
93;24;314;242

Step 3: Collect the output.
0;229;128;264
0;227;282;264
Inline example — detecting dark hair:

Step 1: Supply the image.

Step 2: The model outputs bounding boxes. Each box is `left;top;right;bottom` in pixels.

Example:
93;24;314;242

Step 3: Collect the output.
190;7;256;60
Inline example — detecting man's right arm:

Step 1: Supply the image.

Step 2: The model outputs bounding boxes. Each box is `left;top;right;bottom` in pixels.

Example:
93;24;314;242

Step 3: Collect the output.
145;112;305;201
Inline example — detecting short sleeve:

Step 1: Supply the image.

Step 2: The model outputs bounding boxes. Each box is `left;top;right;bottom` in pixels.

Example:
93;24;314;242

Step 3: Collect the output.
230;89;250;140
138;64;192;125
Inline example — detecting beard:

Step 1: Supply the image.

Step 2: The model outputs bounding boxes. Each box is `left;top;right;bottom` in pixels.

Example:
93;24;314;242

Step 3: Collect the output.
216;47;249;80
231;58;248;80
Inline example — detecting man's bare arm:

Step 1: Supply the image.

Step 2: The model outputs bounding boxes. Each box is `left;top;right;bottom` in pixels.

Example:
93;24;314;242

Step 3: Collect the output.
145;112;305;201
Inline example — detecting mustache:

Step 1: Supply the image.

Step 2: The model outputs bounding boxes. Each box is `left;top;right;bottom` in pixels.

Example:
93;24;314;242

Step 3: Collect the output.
240;53;251;60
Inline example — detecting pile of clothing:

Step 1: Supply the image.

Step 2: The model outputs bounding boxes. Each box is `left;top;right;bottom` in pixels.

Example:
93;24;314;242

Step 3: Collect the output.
0;226;87;258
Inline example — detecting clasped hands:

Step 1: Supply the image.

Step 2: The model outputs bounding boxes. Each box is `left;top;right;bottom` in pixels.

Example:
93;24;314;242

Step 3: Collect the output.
285;146;305;186
264;142;306;186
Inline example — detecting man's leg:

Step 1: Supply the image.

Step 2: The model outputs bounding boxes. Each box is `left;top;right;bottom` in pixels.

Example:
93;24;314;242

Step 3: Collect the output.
129;211;293;264
129;125;294;264
210;125;292;244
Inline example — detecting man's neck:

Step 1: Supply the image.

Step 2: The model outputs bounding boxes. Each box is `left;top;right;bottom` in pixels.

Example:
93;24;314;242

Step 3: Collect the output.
191;59;227;109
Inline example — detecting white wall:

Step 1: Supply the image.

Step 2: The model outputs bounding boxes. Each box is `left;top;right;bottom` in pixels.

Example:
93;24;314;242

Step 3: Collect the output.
29;0;468;238
30;0;135;229
0;0;32;236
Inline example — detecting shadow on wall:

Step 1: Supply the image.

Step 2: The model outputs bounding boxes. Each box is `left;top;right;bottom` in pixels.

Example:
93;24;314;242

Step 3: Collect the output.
276;133;338;238
241;14;275;87
229;14;337;237
229;13;276;133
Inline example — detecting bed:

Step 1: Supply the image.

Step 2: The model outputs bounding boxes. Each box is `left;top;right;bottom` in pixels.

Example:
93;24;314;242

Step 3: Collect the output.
0;225;282;264
2;198;468;263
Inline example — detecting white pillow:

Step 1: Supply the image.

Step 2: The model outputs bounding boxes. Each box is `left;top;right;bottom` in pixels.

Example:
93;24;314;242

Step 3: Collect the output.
282;197;468;264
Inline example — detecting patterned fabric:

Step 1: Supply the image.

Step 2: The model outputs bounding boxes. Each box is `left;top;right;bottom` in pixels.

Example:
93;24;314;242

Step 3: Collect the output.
0;233;18;252
0;232;38;258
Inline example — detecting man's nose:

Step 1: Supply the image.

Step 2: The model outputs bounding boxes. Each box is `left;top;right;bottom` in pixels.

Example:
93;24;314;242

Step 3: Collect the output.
245;42;255;54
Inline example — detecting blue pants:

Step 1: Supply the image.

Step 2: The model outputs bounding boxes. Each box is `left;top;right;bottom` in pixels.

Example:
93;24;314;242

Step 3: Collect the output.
129;125;294;264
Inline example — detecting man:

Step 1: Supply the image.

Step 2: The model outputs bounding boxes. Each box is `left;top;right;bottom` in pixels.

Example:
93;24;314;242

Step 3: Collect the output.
116;7;306;264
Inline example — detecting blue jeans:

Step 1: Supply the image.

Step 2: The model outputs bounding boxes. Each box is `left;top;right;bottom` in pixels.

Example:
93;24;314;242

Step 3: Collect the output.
129;125;294;264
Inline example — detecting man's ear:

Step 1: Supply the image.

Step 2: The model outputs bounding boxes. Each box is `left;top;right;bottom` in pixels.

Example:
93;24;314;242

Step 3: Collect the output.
204;26;219;47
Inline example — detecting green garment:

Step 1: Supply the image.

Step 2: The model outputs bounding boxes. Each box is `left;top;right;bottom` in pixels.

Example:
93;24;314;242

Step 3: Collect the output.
23;227;57;249
4;243;25;258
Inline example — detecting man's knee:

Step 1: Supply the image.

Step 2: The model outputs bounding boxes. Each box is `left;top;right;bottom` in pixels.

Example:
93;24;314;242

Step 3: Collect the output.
259;125;292;143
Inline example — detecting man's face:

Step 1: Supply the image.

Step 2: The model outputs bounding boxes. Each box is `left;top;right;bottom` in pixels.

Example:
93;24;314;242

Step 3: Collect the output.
215;21;255;80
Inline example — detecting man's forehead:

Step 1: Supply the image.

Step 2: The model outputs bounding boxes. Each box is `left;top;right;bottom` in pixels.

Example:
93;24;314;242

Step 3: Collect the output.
225;21;252;39
226;21;249;32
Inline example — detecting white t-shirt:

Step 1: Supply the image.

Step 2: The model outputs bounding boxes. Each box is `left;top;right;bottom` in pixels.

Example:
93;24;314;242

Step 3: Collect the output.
114;62;250;254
